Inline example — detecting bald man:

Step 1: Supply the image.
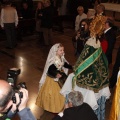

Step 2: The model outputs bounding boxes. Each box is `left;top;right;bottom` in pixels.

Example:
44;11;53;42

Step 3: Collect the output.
0;80;36;120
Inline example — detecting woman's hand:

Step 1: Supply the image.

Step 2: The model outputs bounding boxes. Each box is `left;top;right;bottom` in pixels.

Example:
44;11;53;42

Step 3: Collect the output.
56;73;62;78
76;31;80;40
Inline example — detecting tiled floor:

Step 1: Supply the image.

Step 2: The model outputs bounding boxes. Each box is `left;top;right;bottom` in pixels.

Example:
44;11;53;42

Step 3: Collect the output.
0;27;120;120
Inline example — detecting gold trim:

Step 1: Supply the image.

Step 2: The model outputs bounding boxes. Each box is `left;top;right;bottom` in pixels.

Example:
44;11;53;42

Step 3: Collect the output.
75;48;102;77
89;15;107;37
76;82;109;92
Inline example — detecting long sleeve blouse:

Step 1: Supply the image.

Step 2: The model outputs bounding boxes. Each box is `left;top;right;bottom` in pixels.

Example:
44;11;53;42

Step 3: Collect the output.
47;62;72;78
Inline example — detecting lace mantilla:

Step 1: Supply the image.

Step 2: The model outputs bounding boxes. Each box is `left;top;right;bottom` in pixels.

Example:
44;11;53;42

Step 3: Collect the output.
54;56;65;70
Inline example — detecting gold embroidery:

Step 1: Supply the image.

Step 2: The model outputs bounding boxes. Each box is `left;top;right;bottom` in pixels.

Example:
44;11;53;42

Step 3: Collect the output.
76;51;109;92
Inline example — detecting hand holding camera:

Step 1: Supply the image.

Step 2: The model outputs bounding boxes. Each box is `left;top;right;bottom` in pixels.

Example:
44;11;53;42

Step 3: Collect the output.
11;88;28;113
76;24;85;40
7;68;28;113
76;31;80;39
17;88;28;111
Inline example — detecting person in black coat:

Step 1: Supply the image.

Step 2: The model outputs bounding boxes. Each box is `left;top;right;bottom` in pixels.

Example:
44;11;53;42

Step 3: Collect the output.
41;0;54;46
109;46;120;88
21;0;33;10
53;91;98;120
21;2;33;19
104;18;116;65
72;18;90;56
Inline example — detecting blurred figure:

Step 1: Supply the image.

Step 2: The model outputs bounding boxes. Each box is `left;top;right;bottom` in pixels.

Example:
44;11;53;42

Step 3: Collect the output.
53;91;98;120
104;18;116;65
21;0;33;11
0;1;18;49
109;46;120;88
75;6;87;31
21;2;33;19
35;1;44;44
109;70;120;120
41;0;54;46
56;0;68;33
72;19;90;55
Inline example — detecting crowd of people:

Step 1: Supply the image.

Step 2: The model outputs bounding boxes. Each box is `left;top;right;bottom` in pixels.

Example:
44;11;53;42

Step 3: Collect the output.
0;0;120;120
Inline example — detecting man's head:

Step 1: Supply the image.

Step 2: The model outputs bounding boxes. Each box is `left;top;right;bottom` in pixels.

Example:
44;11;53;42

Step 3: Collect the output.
104;18;114;30
0;80;13;113
77;6;84;16
22;2;28;9
67;91;83;107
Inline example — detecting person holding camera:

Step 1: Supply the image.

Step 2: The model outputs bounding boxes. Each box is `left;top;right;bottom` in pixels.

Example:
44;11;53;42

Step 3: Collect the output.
72;18;90;55
0;79;36;120
52;91;98;120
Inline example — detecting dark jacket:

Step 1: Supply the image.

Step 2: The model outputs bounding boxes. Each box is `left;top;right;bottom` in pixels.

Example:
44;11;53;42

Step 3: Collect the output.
41;5;53;28
105;28;116;64
21;8;33;19
109;46;120;88
35;9;43;20
52;103;98;120
72;30;90;55
48;62;72;78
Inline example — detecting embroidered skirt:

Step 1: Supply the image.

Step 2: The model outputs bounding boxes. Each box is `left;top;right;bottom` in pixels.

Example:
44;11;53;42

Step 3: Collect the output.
35;76;65;113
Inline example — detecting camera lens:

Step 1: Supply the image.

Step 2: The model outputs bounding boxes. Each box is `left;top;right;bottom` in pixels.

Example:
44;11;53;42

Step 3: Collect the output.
8;77;14;87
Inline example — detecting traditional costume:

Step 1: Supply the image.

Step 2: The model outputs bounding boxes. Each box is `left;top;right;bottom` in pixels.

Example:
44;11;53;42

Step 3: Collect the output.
36;43;72;113
60;15;111;120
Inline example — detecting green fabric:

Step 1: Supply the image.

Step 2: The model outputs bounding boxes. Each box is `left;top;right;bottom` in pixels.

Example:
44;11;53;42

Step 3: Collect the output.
73;45;109;92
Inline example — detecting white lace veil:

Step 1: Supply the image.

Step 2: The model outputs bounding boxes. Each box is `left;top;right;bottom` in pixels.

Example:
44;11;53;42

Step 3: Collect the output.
39;43;68;87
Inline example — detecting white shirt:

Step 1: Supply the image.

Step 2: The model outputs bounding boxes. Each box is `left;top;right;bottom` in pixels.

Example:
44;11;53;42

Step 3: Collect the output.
75;13;87;31
104;27;111;34
0;5;18;27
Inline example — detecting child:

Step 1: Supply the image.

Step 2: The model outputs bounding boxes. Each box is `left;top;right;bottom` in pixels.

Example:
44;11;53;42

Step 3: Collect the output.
35;43;72;113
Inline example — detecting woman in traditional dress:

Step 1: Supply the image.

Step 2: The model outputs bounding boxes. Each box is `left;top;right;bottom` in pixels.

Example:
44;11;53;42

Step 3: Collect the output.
36;43;72;113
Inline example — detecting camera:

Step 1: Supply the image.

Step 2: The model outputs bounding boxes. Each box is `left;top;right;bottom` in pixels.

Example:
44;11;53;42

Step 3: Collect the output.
7;68;27;103
80;24;85;32
7;68;21;87
12;82;27;103
79;24;86;39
